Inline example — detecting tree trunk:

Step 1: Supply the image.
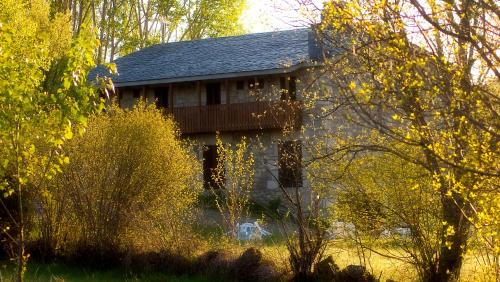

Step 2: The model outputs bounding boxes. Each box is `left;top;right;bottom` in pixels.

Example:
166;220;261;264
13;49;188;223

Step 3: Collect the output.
97;0;108;64
16;178;24;282
420;147;470;282
436;193;469;281
424;189;470;282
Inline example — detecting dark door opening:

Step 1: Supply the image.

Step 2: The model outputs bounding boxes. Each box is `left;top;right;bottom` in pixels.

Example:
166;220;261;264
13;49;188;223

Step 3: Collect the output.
203;145;221;189
154;87;169;108
206;82;221;105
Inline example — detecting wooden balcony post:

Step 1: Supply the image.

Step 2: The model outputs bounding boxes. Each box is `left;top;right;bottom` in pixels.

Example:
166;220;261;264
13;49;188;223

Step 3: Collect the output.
197;81;201;106
197;81;201;131
169;84;174;110
225;79;230;104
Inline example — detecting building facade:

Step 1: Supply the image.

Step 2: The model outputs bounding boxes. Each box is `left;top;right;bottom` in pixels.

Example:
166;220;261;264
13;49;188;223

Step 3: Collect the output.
92;28;324;206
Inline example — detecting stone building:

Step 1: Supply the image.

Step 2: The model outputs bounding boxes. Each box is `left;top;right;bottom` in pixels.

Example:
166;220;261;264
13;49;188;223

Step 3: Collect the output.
91;28;325;206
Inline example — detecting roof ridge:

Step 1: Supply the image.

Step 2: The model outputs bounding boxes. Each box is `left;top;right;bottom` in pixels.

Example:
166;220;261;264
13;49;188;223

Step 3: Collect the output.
164;27;310;45
114;27;311;62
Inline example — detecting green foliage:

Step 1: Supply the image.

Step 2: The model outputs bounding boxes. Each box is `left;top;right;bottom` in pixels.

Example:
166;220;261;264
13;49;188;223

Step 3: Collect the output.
180;0;246;40
304;0;500;280
0;0;103;195
53;0;246;63
0;0;103;279
211;136;255;238
33;103;202;256
314;151;442;280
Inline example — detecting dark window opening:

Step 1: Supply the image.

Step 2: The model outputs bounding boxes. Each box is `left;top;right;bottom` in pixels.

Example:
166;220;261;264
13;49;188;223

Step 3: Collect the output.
280;76;297;100
236;80;245;90
278;141;302;187
289;77;297;100
248;79;255;89
154;87;169;108
257;78;264;89
280;77;287;100
203;145;223;189
248;78;264;90
206;83;221;105
133;88;141;99
117;88;123;104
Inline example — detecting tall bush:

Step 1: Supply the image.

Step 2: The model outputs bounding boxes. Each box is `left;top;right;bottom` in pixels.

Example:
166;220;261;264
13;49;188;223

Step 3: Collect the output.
212;136;255;238
35;103;201;258
0;0;105;279
318;151;442;280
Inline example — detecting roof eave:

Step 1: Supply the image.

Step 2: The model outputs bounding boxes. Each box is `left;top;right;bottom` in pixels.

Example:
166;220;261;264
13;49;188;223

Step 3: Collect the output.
113;62;322;87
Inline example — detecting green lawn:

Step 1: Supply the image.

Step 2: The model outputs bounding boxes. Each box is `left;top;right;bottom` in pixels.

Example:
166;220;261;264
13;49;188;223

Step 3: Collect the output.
0;261;211;282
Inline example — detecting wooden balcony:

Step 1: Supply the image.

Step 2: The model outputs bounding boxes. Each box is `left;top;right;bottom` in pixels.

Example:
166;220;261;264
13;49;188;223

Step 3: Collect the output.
167;101;302;134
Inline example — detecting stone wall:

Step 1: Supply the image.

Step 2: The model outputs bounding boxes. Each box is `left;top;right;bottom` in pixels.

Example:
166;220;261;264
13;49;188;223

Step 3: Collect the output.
191;131;287;206
115;70;330;207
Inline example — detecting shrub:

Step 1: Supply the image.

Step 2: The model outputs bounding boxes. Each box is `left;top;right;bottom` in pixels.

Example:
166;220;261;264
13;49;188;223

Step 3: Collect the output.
34;103;201;260
326;152;442;280
211;136;255;238
196;250;233;276
232;247;279;282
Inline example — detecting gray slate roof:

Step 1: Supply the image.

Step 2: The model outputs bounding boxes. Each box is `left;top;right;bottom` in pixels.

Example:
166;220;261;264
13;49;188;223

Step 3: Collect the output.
90;28;320;86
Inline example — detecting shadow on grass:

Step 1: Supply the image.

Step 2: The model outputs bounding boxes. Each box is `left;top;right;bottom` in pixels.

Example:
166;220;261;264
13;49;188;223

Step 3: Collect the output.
0;261;212;282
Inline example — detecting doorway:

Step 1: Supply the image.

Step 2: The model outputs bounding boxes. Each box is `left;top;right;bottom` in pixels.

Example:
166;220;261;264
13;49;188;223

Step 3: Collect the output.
203;145;221;189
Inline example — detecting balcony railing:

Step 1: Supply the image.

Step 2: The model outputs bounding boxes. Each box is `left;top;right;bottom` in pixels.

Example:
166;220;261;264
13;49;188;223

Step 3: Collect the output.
167;101;301;134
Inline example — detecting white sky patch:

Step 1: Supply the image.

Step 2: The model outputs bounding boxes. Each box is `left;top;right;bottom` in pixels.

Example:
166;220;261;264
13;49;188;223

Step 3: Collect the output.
240;0;323;33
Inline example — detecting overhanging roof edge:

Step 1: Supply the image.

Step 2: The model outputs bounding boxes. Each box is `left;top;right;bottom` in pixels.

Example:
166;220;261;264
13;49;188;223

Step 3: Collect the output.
113;62;321;87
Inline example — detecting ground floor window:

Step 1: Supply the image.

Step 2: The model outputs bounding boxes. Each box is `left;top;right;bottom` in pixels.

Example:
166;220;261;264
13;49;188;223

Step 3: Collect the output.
278;140;302;187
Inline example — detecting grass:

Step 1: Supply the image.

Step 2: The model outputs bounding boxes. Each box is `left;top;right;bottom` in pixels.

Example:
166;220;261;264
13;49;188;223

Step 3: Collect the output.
0;261;211;282
1;232;495;282
194;224;496;281
257;239;496;282
0;245;495;282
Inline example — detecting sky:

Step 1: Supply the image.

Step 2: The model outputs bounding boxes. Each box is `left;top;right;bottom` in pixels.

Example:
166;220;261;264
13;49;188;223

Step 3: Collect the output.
240;0;323;33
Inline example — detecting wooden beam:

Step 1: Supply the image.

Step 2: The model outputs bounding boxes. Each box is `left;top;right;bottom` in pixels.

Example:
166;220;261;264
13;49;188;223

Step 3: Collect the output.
225;79;230;104
197;81;201;106
169;84;173;110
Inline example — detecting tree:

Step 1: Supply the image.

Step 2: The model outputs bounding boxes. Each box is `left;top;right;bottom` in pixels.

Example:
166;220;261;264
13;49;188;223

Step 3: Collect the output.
0;0;105;280
49;0;246;63
298;0;498;280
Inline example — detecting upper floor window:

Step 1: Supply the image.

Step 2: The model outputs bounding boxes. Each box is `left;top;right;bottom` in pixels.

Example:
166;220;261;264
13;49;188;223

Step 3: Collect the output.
289;77;297;100
258;78;265;89
248;79;254;89
133;88;141;99
206;82;221;105
248;78;264;90
280;76;297;100
154;87;169;108
117;89;123;104
278;140;302;188
236;80;245;90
